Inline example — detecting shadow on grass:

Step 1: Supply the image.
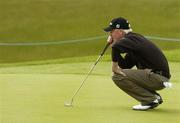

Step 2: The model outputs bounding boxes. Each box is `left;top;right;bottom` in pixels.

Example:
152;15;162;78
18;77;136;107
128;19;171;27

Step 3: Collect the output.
74;104;180;115
151;108;180;114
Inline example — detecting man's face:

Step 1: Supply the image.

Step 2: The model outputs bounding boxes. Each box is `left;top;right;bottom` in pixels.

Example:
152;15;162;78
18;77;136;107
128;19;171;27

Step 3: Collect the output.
110;29;125;42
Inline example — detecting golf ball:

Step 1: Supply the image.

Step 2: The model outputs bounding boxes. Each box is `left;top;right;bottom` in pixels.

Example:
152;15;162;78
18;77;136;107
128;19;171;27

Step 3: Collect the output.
64;103;73;107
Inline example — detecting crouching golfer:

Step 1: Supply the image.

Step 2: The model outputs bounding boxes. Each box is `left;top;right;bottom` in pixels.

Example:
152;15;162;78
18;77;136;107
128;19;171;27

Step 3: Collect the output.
104;17;172;111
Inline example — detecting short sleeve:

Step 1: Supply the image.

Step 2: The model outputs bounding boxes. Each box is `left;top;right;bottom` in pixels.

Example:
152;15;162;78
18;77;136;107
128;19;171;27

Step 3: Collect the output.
111;47;119;62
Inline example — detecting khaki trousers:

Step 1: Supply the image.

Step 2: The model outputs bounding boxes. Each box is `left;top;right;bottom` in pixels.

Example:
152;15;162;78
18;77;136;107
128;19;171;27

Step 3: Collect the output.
112;69;169;105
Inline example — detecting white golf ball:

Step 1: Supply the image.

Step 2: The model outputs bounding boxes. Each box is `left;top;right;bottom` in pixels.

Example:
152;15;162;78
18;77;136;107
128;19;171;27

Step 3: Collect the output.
64;103;73;107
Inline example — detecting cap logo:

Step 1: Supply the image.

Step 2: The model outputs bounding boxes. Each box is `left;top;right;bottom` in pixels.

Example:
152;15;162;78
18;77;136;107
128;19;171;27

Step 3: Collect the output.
110;22;113;25
116;24;120;28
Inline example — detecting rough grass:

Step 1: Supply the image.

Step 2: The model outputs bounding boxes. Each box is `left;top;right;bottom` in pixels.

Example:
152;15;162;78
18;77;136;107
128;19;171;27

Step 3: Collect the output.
0;0;179;42
0;48;180;67
0;0;179;62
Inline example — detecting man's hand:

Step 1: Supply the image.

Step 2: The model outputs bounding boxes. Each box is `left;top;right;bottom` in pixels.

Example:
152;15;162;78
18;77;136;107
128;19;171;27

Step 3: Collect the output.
107;35;113;44
112;62;126;76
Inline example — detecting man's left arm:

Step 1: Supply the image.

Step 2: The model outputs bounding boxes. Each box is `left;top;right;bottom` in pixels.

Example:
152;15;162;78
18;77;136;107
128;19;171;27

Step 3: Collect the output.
111;47;126;76
112;62;126;76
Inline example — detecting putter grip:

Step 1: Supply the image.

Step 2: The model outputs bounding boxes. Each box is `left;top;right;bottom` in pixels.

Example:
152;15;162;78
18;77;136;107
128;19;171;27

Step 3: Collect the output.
100;43;110;56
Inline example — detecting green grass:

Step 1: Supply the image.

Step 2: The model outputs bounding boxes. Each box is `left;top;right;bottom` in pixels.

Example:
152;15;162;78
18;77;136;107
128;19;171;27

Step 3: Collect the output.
1;59;180;123
0;48;180;67
0;0;180;122
0;0;179;42
0;0;179;62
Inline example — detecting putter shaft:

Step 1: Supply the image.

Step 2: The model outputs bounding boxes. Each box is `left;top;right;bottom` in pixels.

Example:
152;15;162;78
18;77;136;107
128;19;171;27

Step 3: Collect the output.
66;43;110;105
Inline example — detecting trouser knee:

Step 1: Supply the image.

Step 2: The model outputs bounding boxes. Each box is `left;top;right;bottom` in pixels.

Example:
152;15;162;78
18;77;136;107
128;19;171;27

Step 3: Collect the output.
112;73;126;85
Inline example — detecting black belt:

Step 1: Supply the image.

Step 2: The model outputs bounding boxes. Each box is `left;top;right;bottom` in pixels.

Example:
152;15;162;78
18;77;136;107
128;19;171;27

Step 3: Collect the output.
151;70;170;79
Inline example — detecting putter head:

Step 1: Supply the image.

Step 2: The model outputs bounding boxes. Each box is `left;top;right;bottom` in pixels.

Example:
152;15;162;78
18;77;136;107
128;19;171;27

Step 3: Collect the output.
64;100;73;107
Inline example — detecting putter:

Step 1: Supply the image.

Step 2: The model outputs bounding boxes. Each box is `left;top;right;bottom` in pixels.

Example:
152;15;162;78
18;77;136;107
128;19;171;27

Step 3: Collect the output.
64;43;110;107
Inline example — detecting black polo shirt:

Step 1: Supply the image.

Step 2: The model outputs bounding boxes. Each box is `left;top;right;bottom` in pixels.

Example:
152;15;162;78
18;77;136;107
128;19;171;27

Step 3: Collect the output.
112;32;171;79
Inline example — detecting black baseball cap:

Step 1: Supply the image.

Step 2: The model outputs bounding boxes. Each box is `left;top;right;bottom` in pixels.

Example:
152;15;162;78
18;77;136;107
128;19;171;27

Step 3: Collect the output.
104;17;131;32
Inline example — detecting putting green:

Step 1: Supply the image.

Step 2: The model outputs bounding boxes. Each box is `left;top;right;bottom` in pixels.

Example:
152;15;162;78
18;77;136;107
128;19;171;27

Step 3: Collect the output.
1;61;180;123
